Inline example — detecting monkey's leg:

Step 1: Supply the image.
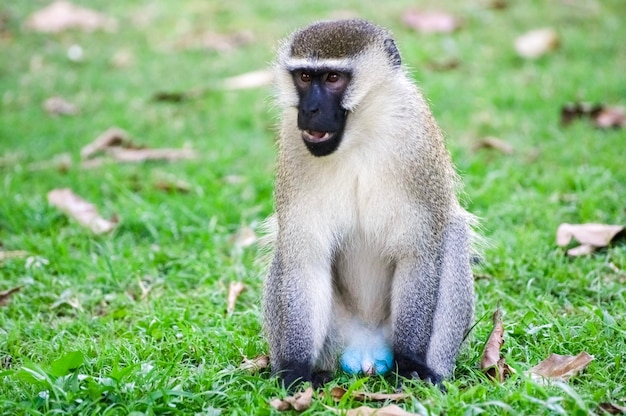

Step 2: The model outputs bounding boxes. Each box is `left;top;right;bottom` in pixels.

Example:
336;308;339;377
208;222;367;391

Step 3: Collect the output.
391;252;442;383
425;215;474;379
265;250;333;389
392;215;474;385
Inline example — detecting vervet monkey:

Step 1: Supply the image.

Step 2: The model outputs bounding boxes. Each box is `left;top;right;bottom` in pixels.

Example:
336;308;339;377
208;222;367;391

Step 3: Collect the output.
263;19;475;389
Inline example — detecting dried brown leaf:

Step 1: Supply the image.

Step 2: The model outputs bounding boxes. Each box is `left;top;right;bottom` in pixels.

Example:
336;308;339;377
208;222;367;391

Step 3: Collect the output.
598;402;626;415
270;386;314;412
480;307;504;369
327;387;409;402
0;250;29;261
82;129;195;164
561;102;626;129
269;398;292;411
514;28;559;59
329;386;348;401
50;288;83;311
106;147;196;163
0;286;21;307
27;153;72;173
566;243;595;257
81;127;134;159
556;223;624;254
25;0;117;33
80;157;108;169
227;281;246;314
223;69;274;90
154;179;191;193
345;404;419;416
593;106;626;129
47;188;117;234
240;355;269;372
486;0;508;9
473;137;514;154
402;10;460;34
560;102;603;126
43;96;79;116
528;352;594;382
480;306;513;382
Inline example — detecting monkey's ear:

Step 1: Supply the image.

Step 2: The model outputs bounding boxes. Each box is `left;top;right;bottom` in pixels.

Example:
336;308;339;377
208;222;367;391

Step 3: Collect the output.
384;38;401;68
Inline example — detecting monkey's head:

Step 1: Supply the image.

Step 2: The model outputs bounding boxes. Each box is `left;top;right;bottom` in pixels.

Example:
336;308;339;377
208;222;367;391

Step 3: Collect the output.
276;19;402;157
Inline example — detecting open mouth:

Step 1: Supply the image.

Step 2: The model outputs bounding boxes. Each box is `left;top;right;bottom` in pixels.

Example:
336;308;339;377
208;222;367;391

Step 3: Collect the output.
302;130;335;143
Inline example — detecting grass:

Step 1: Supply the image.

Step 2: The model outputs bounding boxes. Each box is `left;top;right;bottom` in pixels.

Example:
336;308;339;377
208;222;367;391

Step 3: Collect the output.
1;0;625;414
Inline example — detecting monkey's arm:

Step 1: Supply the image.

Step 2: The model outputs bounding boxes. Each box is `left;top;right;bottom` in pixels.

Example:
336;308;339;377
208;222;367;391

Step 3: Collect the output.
263;239;334;389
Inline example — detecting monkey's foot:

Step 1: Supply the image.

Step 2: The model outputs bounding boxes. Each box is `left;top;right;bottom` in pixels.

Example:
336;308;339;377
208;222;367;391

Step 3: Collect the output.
394;352;443;386
340;331;393;376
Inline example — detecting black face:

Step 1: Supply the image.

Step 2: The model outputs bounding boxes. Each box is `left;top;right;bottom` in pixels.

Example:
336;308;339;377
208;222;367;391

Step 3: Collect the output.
292;69;351;157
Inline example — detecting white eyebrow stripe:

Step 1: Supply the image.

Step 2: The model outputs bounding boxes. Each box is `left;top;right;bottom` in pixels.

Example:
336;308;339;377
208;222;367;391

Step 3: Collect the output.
284;58;353;72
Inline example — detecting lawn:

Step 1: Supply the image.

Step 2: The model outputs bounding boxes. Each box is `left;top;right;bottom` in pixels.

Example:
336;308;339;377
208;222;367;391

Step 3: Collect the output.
1;0;625;414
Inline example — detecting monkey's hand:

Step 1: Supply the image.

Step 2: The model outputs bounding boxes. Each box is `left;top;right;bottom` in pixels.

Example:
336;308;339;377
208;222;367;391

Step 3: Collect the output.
339;329;393;376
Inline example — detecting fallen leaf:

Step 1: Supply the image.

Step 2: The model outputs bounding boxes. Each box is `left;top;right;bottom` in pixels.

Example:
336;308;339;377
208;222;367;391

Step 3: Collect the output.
240;355;270;372
593;106;626;129
80;158;108;169
345;404;419;416
106;147;196;163
27;153;72;172
328;387;409;402
270;386;314;412
352;392;410;402
560;102;625;129
598;402;626;415
560;102;603;126
565;243;595;257
24;0;117;33
223;69;274;90
480;306;513;382
486;0;508;9
514;28;559;59
556;223;624;256
47;188;118;234
472;137;514;154
50;288;83;311
152;91;190;102
528;352;594;383
0;250;29;261
154;178;192;193
402;10;460;34
0;286;21;307
43;96;79;116
227;281;246;314
80;127;136;159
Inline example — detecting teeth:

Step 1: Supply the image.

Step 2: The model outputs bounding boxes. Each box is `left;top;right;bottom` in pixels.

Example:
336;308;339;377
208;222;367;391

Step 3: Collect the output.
303;130;333;143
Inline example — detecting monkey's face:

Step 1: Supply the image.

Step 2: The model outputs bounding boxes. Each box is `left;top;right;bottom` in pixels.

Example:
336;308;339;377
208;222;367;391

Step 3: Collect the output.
291;69;351;157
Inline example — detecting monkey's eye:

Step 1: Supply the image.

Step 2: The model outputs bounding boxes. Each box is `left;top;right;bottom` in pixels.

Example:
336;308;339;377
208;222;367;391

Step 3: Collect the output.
326;72;340;83
300;72;311;82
